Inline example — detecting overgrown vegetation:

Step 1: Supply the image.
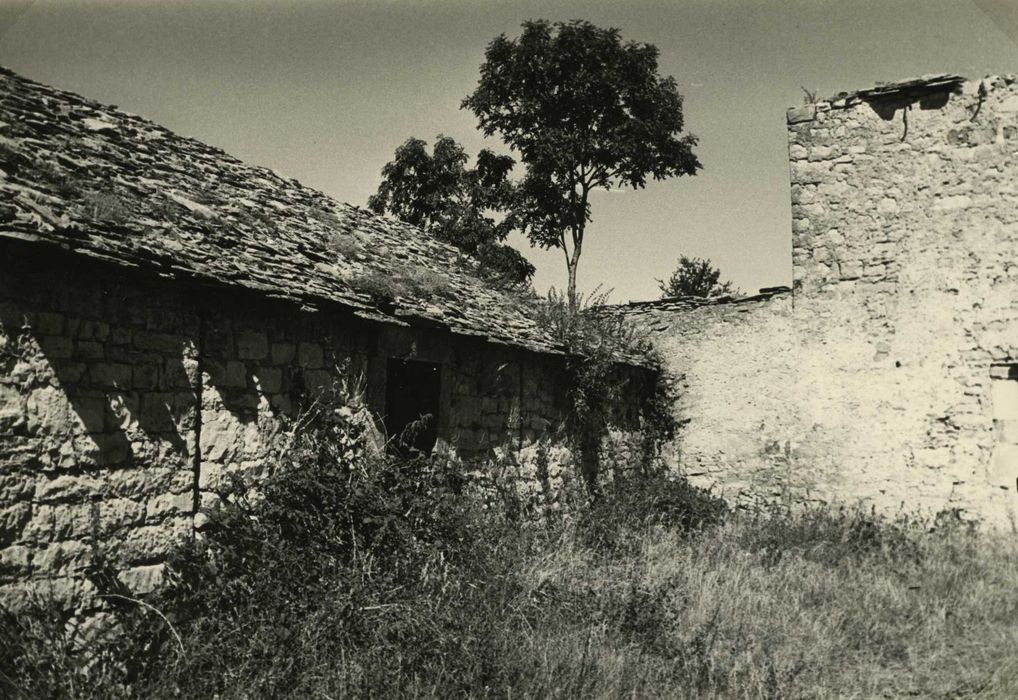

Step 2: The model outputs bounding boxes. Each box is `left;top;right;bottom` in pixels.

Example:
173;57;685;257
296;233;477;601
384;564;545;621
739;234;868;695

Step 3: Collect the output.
82;191;132;224
535;286;674;490
4;403;1018;699
349;265;453;304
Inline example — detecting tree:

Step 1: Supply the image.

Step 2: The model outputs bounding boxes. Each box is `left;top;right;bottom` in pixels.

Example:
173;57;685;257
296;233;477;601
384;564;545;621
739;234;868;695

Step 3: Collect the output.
657;256;739;298
367;135;535;285
463;19;701;306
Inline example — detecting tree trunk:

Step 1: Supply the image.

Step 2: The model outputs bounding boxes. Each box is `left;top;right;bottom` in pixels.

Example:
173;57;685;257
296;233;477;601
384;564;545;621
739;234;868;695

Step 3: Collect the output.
567;257;578;309
566;217;585;309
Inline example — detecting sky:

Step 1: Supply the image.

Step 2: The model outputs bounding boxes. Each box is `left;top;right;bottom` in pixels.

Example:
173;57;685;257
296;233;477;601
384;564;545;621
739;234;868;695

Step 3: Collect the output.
2;0;1018;302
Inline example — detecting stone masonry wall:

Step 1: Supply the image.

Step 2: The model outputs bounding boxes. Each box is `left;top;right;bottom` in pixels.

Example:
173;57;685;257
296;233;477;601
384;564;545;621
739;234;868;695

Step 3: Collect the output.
1;244;650;609
624;76;1018;528
620;293;803;505
785;75;1018;527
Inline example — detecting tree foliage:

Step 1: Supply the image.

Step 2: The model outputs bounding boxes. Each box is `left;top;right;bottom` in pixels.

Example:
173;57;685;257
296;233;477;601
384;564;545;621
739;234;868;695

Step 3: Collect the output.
367;135;535;285
463;19;701;305
657;255;738;298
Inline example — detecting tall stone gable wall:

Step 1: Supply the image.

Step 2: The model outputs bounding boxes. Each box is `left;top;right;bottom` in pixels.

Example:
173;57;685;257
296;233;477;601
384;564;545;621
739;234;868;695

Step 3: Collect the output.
629;76;1018;528
0;244;651;609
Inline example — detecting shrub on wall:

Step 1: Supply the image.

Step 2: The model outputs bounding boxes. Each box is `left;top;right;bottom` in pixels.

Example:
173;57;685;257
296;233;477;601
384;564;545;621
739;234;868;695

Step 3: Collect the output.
535;287;677;492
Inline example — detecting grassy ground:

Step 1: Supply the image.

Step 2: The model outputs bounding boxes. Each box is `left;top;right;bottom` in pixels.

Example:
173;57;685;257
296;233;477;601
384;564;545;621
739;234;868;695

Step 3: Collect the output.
4;419;1018;698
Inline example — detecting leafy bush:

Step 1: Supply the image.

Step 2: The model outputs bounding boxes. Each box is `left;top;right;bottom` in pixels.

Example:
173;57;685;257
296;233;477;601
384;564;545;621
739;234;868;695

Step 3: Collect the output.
535;286;675;490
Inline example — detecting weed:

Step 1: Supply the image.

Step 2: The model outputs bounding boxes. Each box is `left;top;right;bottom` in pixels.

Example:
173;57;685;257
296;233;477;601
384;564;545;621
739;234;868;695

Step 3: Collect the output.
4;418;1018;699
82;191;131;224
349;265;453;304
309;205;342;228
327;230;361;258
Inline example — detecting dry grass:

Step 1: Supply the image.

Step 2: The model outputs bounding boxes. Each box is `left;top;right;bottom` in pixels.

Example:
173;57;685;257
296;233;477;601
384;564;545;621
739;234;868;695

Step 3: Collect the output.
499;512;1018;699
4;456;1018;699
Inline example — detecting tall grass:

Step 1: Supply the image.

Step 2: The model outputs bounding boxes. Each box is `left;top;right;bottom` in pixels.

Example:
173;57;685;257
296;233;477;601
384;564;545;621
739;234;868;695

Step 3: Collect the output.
3;411;1018;698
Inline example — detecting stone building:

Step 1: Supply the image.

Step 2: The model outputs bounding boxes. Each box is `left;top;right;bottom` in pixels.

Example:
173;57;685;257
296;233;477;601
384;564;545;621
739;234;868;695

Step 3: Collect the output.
619;73;1018;529
0;68;654;604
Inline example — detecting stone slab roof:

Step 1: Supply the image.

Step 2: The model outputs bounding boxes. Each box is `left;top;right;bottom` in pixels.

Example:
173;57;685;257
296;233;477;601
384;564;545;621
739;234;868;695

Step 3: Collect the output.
0;66;569;356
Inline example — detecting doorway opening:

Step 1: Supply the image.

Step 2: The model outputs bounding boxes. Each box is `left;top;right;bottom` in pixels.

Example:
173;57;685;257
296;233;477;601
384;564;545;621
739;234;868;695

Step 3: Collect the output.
384;359;441;456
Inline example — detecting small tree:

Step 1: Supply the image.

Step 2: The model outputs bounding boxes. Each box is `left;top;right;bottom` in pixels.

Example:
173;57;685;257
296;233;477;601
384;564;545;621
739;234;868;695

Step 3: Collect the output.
657;256;738;298
368;135;534;285
463;19;701;306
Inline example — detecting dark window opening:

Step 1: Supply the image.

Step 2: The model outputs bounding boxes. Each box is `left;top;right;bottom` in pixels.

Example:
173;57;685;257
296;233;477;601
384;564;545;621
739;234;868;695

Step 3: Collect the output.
384;359;440;457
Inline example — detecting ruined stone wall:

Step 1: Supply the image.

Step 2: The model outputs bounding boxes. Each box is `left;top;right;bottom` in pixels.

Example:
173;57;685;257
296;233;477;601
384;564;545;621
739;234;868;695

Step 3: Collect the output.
785;76;1018;527
1;244;651;608
620;293;802;504
623;76;1018;527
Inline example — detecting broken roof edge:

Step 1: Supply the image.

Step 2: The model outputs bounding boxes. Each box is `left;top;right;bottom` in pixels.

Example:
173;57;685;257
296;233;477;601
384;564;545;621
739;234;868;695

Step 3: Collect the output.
786;73;972;125
605;286;792;313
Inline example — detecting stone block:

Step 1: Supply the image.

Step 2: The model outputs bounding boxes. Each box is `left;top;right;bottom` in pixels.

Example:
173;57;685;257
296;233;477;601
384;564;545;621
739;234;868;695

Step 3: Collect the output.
33;540;90;575
200;418;240;463
110;327;132;345
0;545;31;576
298;342;325;369
876;198;898;214
75;341;105;361
237;330;269;360
35;474;102;504
223;361;247;388
93;432;131;466
270;341;296;365
134;363;159;390
71;394;107;433
40;335;73;359
303;369;333;392
787;105;816;124
88;362;133;388
145;492;193;521
998;95;1018;112
931;195;972;211
140;393;177;432
992;381;1018;420
163;358;195;389
99;498;146;533
77;319;110;341
0;503;31;546
205;360;247;389
270;394;294;416
118;524;184;564
254;367;283;393
134;331;182;354
990;444;1018;488
121;563;167;594
998;420;1018;444
36;311;64;335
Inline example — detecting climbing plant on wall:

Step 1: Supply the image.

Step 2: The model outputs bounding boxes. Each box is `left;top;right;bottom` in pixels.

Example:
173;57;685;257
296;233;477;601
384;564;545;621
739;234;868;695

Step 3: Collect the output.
535;288;676;493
